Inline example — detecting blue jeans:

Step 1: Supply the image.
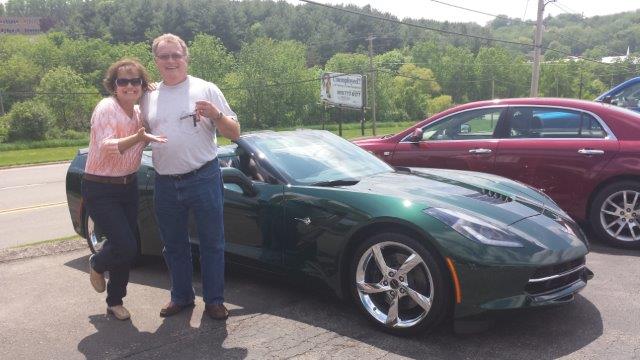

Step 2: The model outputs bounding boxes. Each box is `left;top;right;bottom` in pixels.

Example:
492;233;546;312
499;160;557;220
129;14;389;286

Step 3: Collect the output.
154;159;225;305
82;177;139;307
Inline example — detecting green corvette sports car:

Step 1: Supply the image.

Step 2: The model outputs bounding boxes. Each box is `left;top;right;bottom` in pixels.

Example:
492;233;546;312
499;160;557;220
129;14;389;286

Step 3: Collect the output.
66;130;593;334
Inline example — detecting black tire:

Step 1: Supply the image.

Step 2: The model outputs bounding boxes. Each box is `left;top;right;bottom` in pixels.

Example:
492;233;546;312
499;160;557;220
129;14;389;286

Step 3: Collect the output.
349;232;451;335
589;180;640;248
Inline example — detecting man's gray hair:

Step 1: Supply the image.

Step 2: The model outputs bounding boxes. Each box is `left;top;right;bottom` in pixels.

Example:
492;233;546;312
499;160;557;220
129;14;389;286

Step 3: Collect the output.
152;33;189;58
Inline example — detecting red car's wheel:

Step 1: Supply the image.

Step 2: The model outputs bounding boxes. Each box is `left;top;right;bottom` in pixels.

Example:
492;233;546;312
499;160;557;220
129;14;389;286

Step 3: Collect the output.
590;181;640;248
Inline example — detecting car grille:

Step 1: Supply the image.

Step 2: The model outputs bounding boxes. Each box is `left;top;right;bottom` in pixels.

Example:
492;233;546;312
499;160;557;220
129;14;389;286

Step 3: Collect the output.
525;257;586;295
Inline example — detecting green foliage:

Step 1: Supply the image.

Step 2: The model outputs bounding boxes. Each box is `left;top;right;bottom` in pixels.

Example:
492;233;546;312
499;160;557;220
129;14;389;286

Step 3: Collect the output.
189;34;235;84
36;67;100;132
231;38;319;129
389;64;440;121
0;114;8;142
6;100;54;141
428;95;453;117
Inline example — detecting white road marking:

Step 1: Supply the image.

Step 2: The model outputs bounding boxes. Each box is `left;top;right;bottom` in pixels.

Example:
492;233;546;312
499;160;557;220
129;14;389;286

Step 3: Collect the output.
0;202;67;215
0;183;48;191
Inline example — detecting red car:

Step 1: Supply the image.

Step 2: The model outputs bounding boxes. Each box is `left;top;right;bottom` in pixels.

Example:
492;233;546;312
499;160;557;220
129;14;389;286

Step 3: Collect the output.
355;98;640;248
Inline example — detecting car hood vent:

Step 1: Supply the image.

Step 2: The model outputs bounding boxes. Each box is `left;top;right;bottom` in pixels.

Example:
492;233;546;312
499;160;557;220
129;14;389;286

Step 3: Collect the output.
465;189;513;204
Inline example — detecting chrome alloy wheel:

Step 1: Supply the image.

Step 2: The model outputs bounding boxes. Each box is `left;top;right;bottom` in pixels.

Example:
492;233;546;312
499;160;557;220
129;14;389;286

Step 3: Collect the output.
86;215;106;253
355;241;434;328
599;189;640;242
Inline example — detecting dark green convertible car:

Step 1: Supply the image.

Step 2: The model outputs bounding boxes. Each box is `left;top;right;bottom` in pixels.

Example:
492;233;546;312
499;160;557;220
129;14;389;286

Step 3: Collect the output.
66;130;593;334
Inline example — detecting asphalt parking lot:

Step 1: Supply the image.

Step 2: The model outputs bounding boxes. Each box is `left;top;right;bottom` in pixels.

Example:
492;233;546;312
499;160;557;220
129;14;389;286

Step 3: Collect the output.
0;236;639;360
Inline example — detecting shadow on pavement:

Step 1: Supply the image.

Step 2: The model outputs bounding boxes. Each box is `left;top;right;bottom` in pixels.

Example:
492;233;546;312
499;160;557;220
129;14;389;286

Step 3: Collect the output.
580;226;640;257
65;253;603;359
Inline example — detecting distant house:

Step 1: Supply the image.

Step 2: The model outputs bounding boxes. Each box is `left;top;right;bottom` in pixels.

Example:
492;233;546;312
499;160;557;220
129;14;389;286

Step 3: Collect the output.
601;47;639;64
0;17;42;34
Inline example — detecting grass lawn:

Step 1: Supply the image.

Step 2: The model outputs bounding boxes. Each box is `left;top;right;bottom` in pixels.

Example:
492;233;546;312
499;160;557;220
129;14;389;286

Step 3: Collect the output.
0;124;410;168
0;146;82;168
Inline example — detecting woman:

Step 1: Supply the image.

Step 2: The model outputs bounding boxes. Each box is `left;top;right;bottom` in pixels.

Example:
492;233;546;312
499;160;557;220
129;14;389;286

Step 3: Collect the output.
82;58;166;320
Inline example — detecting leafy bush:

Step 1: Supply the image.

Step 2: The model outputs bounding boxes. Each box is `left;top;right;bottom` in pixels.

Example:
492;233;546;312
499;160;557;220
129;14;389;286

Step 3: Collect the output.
0;114;9;143
6;100;54;141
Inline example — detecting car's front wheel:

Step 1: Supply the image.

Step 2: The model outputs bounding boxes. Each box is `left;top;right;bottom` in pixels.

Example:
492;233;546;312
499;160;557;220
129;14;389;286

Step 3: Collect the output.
350;232;451;335
590;181;640;248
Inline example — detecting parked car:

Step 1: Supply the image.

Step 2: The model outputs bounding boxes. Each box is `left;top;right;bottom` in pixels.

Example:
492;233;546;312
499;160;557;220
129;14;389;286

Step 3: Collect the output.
354;98;640;248
595;76;640;112
66;130;592;334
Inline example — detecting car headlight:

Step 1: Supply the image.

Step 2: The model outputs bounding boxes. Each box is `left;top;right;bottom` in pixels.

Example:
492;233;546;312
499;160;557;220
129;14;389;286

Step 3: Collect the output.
424;207;524;248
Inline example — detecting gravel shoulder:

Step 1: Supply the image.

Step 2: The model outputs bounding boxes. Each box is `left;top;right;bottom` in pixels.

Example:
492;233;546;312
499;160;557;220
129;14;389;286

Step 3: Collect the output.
0;237;86;263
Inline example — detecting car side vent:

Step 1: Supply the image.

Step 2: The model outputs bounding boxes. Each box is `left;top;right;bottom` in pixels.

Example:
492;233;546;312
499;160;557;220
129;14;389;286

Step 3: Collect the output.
466;189;513;204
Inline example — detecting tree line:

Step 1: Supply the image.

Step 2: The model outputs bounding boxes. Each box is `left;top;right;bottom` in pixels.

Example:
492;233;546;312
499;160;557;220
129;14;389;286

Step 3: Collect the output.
0;0;638;142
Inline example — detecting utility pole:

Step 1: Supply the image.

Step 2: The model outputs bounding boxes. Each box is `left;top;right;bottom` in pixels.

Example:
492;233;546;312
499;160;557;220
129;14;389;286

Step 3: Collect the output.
491;78;495;99
0;90;4;116
368;34;377;136
530;0;555;97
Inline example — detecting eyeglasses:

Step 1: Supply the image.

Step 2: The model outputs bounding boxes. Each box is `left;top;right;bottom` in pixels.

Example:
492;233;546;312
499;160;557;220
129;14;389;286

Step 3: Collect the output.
115;78;143;87
155;53;185;61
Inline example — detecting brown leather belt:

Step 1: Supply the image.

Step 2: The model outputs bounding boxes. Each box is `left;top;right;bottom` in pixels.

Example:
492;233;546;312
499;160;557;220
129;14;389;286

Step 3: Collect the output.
164;159;215;180
83;173;137;185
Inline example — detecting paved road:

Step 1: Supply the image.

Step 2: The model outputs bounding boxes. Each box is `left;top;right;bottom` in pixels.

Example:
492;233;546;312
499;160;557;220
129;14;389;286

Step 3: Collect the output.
0;238;639;360
0;163;75;249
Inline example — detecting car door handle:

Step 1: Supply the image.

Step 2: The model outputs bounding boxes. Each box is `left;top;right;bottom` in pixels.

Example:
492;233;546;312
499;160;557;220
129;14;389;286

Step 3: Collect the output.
468;148;492;154
578;149;605;156
294;217;311;225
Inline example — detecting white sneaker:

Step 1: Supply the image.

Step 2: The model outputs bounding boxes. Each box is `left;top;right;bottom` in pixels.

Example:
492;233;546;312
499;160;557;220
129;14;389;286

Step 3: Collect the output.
107;305;131;320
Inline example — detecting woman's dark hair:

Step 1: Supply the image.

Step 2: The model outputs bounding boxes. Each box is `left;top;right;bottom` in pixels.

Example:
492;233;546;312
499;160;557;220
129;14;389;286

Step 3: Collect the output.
103;58;152;95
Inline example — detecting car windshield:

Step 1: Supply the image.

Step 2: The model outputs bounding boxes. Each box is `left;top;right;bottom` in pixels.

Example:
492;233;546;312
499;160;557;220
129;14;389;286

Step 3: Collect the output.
249;130;394;185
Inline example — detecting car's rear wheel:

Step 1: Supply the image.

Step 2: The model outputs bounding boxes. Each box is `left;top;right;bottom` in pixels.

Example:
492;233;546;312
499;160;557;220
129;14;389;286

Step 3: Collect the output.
590;181;640;248
83;212;142;261
350;232;451;335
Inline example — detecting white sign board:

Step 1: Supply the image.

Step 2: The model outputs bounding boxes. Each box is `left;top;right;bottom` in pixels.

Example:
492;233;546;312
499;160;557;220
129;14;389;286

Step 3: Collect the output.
320;72;365;109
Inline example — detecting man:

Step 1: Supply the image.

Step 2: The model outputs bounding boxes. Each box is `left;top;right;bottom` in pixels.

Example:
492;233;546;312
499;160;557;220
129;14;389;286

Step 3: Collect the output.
141;33;240;320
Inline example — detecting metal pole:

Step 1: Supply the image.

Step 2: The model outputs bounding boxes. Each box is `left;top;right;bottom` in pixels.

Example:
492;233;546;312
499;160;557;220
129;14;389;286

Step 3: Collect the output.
530;0;550;97
368;34;377;136
491;78;495;99
360;108;365;136
338;107;343;137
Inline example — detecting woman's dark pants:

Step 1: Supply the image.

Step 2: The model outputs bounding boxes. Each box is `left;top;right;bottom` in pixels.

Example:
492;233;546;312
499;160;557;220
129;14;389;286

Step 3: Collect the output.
81;178;139;307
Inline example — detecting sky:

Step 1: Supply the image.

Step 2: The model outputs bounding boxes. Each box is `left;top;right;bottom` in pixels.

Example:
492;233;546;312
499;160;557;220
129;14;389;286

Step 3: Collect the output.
287;0;640;25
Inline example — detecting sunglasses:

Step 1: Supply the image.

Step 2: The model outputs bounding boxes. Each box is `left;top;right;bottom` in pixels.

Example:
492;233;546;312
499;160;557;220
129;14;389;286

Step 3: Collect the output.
115;78;143;87
155;53;185;61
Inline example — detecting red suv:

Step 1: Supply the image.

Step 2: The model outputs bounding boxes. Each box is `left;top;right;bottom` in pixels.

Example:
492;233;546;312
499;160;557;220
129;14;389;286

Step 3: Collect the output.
354;98;640;248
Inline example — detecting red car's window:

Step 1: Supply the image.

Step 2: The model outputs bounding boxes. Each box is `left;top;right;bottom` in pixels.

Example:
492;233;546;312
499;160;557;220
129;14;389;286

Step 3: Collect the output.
421;108;504;141
508;107;606;139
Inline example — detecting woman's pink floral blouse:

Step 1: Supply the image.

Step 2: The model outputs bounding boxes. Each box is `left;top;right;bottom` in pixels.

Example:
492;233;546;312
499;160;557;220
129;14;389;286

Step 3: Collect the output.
85;97;145;177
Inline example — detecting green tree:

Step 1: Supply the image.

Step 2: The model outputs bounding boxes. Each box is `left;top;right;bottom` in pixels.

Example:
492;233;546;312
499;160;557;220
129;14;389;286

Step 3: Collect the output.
0;54;41;112
428;95;453;116
232;38;318;129
389;64;440;121
189;34;234;84
6;100;53;141
36;67;100;132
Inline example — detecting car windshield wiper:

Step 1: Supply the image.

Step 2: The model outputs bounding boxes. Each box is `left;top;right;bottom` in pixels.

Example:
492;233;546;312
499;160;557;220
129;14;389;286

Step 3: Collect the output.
310;179;360;187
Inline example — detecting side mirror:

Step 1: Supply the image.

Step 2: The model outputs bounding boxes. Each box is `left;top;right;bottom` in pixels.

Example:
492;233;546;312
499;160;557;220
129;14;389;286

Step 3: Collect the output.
409;128;423;143
601;95;612;104
221;167;257;197
460;124;471;133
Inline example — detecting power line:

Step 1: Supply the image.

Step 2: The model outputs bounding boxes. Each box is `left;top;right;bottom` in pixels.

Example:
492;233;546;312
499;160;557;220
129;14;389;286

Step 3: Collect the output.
297;0;611;65
428;0;625;58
